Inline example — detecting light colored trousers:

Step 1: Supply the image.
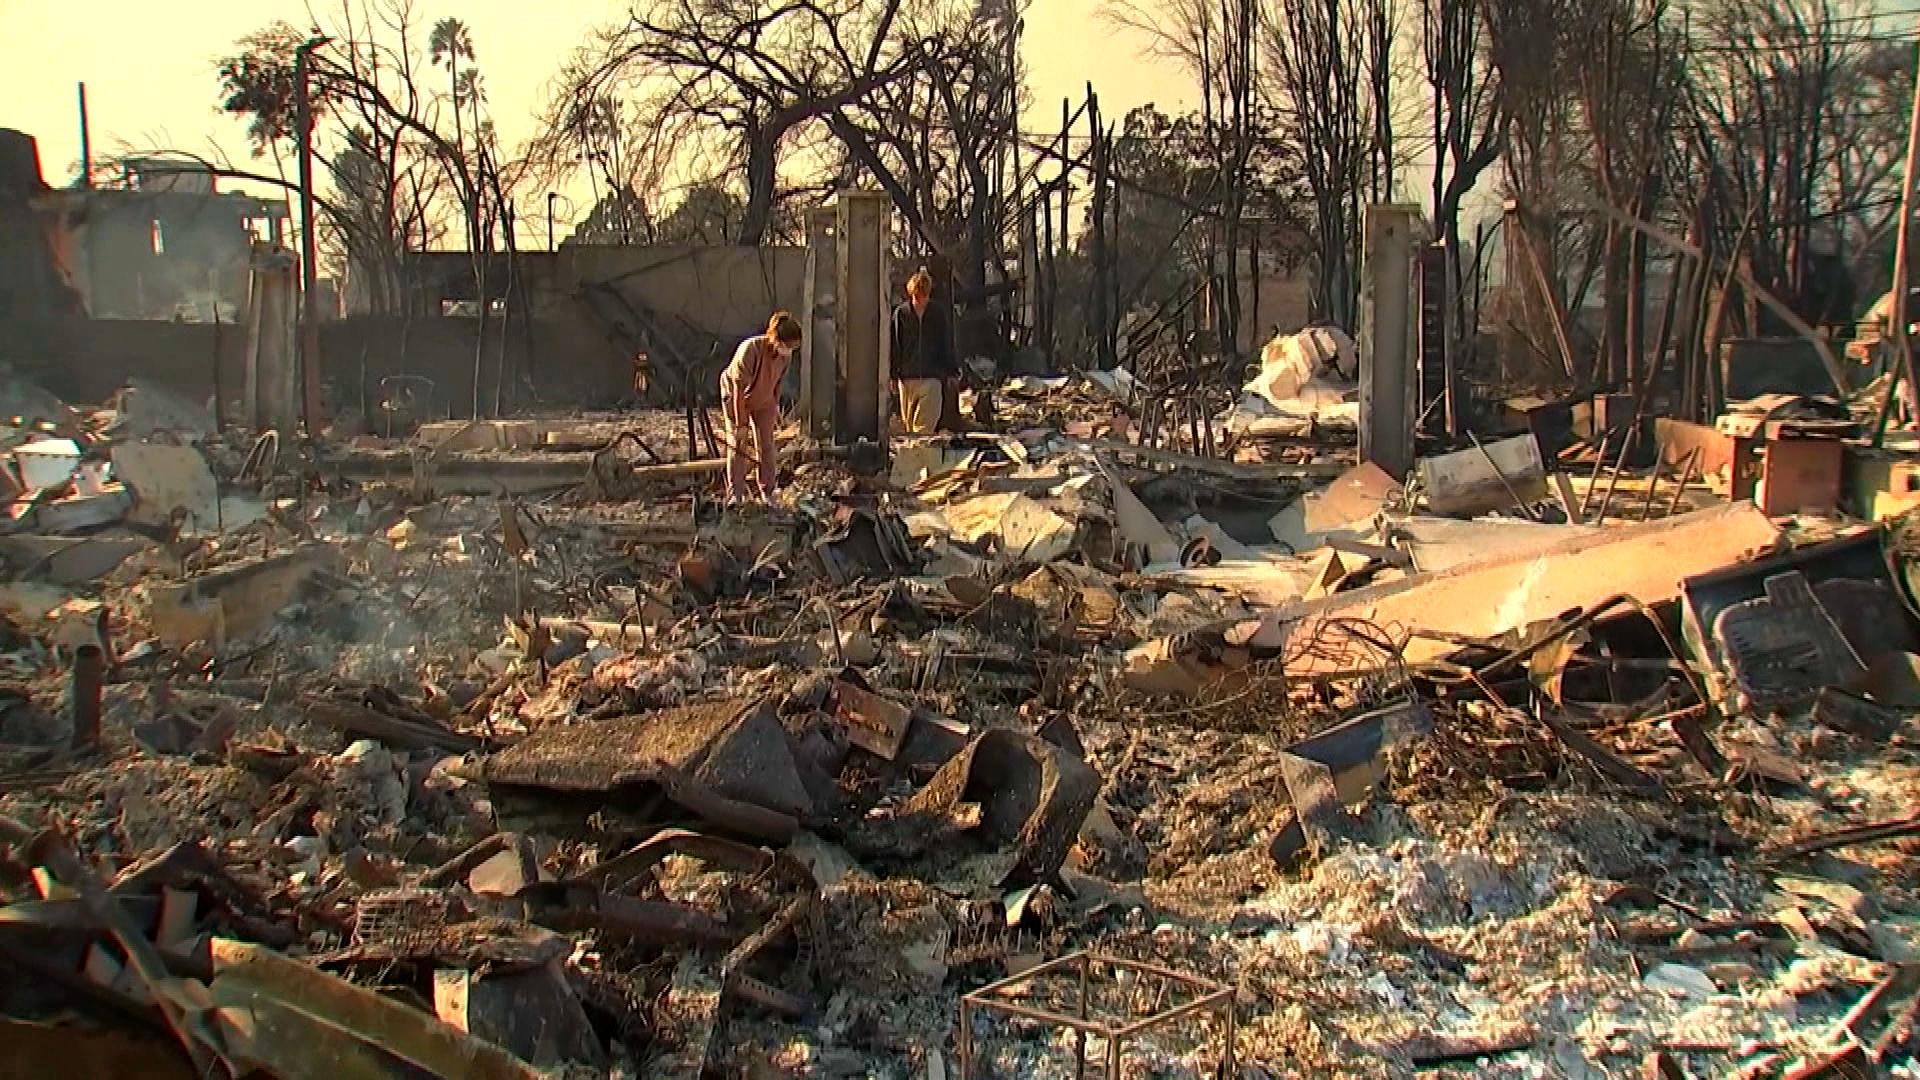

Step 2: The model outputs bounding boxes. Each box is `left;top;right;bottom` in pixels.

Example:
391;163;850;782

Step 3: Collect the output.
896;378;943;434
722;375;779;500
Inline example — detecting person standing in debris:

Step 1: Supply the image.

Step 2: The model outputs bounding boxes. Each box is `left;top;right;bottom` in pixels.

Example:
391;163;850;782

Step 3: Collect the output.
891;269;956;434
720;312;802;502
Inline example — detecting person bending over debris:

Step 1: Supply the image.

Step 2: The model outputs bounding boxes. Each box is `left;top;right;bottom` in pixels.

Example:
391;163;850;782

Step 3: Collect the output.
720;311;802;502
891;269;956;434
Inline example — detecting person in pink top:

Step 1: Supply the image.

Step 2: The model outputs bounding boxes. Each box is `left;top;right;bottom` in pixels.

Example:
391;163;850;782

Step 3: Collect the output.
719;311;802;502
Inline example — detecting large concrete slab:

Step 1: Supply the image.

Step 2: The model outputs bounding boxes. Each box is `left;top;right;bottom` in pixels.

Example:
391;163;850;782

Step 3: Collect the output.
1386;516;1601;574
1126;502;1782;693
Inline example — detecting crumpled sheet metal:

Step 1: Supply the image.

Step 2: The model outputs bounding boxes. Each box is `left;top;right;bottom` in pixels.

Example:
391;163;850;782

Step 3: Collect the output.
478;696;812;823
846;730;1099;885
810;506;918;584
197;937;545;1080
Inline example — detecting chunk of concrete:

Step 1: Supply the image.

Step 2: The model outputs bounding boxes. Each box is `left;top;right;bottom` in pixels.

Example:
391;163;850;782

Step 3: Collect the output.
15;486;133;534
481;696;813;827
1417;434;1548;517
112;443;219;530
0;582;76;623
0;535;149;585
1269;461;1401;549
12;439;82;490
104;379;215;442
417;420;544;452
147;544;339;647
940;493;1077;564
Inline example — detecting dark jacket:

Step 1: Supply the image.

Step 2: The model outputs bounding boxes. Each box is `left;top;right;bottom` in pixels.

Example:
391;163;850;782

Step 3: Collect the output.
891;300;957;380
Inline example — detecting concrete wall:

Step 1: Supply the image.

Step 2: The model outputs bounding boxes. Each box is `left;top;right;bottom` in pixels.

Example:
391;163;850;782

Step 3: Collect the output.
1721;337;1840;401
1241;271;1315;345
546;245;804;337
7;245;809;416
323;316;627;418
2;315;627;419
395;244;804;338
4;317;246;406
33;188;270;322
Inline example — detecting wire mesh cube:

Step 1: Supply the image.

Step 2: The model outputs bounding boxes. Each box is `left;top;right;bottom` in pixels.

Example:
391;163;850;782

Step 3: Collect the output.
958;951;1237;1079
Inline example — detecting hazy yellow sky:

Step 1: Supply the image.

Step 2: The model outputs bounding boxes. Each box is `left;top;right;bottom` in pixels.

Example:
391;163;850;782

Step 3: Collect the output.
0;0;1192;197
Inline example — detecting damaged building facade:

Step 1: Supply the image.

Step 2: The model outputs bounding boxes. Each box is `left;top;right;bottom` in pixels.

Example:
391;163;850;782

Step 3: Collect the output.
34;157;287;324
3;80;1920;1079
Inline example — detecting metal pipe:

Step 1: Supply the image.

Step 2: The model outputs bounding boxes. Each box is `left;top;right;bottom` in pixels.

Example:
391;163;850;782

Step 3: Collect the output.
70;645;104;750
1223;984;1238;1077
1637;447;1666;521
970;953;1089;996
1665;448;1701;519
965;999;1118;1033
1594;427;1639;523
958;1000;973;1080
1579;429;1615;519
1111;990;1235;1040
1076;953;1090;1080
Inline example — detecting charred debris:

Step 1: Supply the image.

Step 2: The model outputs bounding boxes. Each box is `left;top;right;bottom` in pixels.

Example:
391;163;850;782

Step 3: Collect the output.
2;344;1920;1079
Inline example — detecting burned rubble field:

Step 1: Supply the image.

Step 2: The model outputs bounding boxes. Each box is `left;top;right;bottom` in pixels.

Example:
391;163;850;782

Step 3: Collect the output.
3;379;1920;1078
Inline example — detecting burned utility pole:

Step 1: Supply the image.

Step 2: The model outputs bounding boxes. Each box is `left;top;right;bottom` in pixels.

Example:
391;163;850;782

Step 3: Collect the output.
295;36;329;437
1887;13;1920;425
76;83;91;189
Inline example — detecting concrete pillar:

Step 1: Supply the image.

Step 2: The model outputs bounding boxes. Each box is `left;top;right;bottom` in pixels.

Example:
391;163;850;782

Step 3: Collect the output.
1359;204;1419;479
244;243;299;435
799;206;838;439
834;192;891;445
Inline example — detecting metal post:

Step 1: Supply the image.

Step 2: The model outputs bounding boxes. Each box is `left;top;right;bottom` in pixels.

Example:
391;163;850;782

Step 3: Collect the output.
295;39;327;437
1637;441;1667;521
1076;954;1091;1079
1042;187;1056;369
1221;990;1238;1079
547;192;557;252
1886;14;1920;423
958;999;973;1080
1359;204;1419;479
77;83;92;189
1665;448;1701;519
1594;426;1639;524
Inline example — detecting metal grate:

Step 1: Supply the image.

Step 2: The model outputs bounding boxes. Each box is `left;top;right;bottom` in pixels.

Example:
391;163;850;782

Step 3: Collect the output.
352;886;454;949
958;952;1237;1079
